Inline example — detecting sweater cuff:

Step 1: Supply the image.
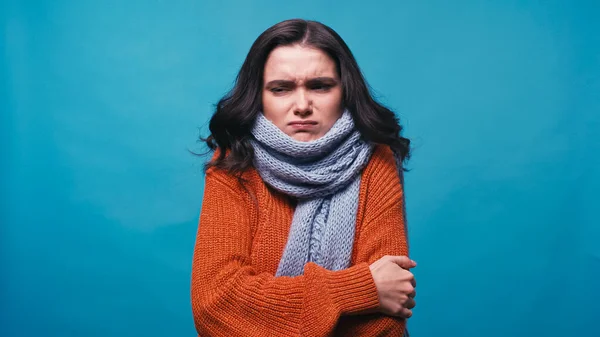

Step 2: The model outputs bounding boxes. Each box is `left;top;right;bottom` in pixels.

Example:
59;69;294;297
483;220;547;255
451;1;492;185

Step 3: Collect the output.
326;262;381;315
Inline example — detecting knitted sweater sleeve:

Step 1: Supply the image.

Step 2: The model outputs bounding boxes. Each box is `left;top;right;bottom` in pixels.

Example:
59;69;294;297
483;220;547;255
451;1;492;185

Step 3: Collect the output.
190;168;381;337
334;146;410;336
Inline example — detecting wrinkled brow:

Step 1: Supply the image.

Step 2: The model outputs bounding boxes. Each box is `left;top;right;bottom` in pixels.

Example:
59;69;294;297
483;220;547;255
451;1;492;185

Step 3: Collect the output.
264;77;338;88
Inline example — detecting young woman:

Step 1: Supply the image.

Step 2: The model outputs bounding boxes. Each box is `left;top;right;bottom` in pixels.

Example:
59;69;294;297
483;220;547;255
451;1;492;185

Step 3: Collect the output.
191;19;416;337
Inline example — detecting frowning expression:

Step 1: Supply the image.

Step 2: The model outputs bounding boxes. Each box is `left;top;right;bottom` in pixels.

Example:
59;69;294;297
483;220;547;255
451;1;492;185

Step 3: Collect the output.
262;45;343;142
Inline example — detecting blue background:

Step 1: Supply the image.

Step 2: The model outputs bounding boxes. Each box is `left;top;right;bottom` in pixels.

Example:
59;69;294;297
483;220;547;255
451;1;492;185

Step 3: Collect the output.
2;0;598;336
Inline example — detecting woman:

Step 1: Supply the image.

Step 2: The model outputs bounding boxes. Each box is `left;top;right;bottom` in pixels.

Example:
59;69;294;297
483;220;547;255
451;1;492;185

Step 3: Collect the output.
191;19;416;337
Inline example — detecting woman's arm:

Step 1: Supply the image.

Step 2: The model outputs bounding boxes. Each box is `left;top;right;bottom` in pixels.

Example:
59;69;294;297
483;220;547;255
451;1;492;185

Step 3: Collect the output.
190;169;381;337
334;146;411;336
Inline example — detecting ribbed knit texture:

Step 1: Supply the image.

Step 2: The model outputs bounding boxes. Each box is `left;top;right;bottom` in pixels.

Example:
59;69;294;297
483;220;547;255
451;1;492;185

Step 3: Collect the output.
250;110;374;277
191;145;409;337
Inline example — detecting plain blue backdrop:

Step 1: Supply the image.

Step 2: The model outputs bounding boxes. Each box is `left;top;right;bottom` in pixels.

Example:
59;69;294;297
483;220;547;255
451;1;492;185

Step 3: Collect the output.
2;0;598;336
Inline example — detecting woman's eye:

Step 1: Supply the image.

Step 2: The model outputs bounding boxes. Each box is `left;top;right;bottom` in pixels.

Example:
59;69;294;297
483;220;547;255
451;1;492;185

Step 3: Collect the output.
312;84;332;91
270;87;288;93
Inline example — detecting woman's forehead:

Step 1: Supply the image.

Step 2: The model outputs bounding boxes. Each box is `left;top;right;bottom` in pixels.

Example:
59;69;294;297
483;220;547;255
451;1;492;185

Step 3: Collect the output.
264;45;337;81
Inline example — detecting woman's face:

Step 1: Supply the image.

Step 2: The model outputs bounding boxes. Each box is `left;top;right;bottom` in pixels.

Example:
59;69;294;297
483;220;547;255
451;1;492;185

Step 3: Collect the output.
261;45;343;142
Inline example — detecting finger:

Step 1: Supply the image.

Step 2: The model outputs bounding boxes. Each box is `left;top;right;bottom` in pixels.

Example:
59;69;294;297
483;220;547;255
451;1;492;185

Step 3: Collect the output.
404;298;416;309
408;289;416;298
388;255;417;269
399;307;413;319
411;277;417;288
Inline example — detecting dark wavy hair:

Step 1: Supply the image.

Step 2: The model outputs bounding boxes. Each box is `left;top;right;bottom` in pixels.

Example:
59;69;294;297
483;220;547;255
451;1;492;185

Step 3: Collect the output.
202;19;410;174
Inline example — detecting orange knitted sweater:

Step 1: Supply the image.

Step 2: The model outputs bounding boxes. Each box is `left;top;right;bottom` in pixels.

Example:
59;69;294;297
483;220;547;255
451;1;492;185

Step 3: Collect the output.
191;145;409;337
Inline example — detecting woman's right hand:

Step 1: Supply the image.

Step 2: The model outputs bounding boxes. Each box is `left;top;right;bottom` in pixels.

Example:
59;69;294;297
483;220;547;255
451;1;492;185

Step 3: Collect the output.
369;255;417;318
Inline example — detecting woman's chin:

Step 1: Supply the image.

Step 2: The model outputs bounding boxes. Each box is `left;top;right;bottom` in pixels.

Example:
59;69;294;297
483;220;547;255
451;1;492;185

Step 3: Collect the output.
291;132;320;142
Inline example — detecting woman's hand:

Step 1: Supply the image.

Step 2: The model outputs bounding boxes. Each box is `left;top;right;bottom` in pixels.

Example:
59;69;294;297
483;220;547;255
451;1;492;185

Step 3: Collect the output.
369;255;417;318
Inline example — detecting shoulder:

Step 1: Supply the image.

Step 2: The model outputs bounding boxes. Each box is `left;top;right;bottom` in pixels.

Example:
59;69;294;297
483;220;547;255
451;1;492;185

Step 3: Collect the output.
370;144;398;166
363;144;403;184
360;144;404;202
204;149;262;197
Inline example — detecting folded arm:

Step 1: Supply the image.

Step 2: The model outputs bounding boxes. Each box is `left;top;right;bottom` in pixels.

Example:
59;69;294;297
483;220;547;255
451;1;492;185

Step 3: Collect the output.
335;146;411;336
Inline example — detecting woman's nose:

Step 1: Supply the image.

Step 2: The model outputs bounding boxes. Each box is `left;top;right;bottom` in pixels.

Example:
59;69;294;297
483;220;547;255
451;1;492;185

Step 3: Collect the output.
294;90;312;116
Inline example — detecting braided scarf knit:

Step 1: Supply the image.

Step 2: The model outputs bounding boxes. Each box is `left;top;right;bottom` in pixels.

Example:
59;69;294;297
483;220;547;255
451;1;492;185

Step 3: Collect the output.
250;110;375;277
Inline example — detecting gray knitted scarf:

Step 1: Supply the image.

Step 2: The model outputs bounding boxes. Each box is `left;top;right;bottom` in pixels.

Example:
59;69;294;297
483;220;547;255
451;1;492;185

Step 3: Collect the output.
250;110;375;277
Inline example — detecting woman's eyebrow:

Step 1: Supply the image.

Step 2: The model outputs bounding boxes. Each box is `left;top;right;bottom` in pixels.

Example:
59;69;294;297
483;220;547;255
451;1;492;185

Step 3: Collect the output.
265;80;295;88
305;77;338;85
264;77;338;88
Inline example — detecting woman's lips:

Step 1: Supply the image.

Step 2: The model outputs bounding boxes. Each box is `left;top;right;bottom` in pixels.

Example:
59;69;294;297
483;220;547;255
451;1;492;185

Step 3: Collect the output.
289;120;318;130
